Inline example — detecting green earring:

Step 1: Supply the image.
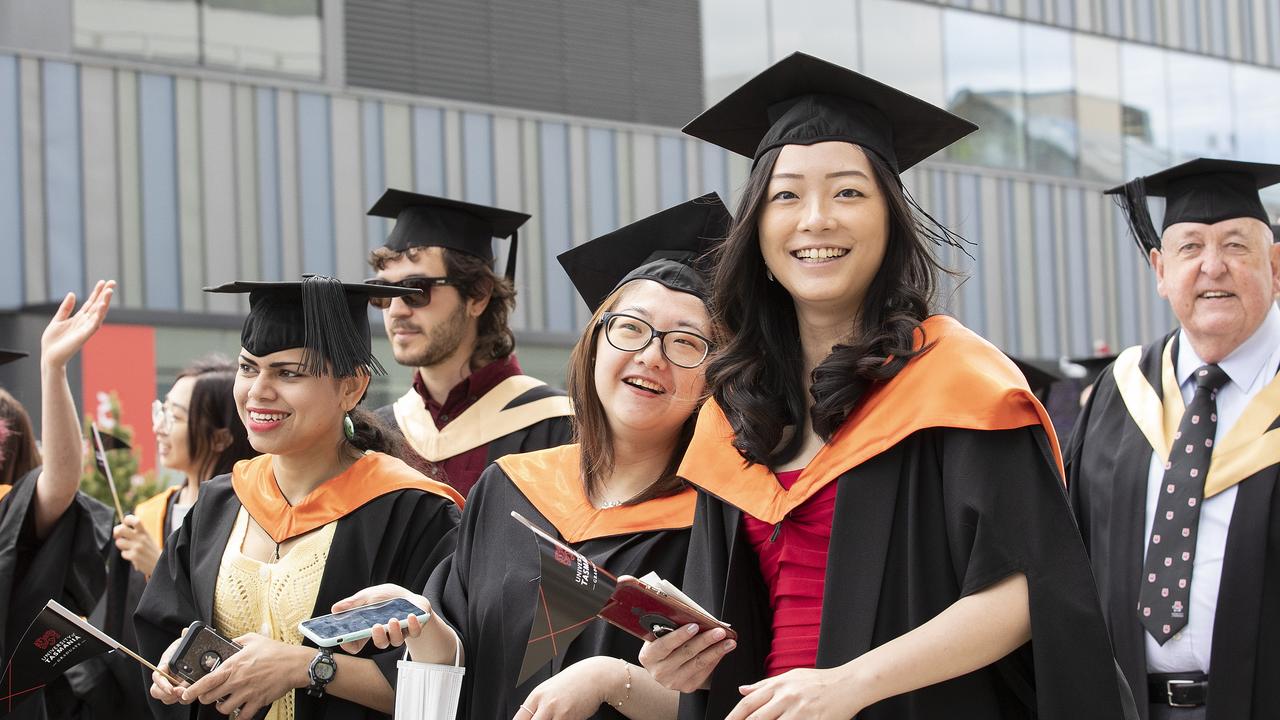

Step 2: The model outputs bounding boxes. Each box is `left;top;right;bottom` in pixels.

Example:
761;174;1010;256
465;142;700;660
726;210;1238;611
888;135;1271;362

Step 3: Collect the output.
343;413;355;441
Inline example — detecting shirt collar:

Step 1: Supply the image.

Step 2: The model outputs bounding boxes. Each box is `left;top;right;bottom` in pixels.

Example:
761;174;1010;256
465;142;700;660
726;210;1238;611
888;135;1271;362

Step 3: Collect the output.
1176;302;1280;393
412;354;524;415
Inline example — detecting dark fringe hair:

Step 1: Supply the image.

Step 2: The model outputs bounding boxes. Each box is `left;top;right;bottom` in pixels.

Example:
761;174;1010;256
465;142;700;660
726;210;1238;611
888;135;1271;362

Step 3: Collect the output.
369;246;517;366
0;388;39;485
565;286;698;506
705;146;963;467
176;356;257;482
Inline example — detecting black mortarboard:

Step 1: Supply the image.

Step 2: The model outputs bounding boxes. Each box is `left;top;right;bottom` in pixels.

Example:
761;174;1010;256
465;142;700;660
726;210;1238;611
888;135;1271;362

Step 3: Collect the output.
205;276;420;377
0;349;28;367
1009;356;1064;397
367;189;531;279
1066;354;1118;387
1105;158;1280;255
557;193;731;311
683;52;977;173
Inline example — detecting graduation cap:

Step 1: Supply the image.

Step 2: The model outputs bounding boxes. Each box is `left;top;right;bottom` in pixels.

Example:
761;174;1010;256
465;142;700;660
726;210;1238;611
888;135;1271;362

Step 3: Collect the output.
557;193;731;311
367;189;531;279
1065;354;1118;387
683;52;977;173
1105;158;1280;255
0;349;28;367
1009;356;1064;397
204;276;420;377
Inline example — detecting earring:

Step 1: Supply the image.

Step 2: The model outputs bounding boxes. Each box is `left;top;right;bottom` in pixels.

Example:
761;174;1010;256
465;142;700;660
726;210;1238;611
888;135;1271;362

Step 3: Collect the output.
343;413;355;441
765;266;775;282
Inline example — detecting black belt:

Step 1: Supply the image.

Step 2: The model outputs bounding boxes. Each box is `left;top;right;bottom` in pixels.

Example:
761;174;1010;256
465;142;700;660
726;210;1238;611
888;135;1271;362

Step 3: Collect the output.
1148;672;1208;708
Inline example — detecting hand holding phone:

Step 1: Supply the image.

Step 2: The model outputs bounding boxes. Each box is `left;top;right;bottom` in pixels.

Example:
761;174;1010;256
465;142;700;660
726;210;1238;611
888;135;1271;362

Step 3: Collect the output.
299;598;431;648
170;621;242;683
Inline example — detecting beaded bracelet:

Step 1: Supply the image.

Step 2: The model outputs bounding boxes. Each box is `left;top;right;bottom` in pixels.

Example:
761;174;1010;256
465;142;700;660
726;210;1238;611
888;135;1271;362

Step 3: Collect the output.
614;660;633;708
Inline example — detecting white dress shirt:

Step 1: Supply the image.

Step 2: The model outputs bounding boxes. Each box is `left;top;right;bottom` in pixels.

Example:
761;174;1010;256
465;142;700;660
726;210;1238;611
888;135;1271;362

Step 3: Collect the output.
1143;302;1280;672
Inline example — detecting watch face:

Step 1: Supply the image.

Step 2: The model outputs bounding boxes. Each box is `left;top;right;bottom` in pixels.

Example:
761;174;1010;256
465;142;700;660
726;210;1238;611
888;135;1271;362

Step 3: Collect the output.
314;661;336;681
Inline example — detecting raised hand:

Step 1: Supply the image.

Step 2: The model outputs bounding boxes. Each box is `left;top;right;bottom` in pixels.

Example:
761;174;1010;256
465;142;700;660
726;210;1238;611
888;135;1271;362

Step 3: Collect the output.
40;280;115;370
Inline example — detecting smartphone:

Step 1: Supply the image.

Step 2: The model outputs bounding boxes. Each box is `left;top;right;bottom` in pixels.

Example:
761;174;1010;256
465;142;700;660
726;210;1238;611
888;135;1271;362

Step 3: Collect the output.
170;621;242;683
297;598;431;647
599;578;737;643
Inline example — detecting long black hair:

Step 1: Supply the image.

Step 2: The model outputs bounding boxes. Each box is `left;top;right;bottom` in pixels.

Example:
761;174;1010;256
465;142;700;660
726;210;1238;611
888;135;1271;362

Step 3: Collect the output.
705;145;965;467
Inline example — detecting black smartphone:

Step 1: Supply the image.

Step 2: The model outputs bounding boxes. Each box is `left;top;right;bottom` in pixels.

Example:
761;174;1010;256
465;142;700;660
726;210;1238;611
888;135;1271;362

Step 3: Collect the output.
170;621;242;683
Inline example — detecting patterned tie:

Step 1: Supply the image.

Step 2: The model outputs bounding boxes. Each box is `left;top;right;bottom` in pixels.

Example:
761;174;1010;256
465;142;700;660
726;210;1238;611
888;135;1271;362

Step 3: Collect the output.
1138;363;1230;644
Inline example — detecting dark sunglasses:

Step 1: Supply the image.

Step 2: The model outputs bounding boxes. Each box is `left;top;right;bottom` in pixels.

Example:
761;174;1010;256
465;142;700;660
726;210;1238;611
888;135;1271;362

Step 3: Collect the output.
366;277;455;309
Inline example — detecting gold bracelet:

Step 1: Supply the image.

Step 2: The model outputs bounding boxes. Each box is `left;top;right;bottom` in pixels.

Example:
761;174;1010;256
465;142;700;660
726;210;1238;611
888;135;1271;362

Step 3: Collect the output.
614;660;632;708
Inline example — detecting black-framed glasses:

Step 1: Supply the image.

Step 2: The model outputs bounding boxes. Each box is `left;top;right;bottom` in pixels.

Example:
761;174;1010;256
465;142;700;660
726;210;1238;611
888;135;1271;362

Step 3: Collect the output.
366;277;455;309
598;312;712;369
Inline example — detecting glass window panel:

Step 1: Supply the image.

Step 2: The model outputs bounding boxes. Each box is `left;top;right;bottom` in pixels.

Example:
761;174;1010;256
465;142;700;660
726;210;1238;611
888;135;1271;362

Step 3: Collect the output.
767;0;858;67
701;0;769;104
1166;52;1233;161
1074;34;1123;182
860;0;944;105
1120;43;1171;176
944;10;1025;170
202;0;321;77
1023;24;1078;177
74;0;198;62
1232;64;1280;164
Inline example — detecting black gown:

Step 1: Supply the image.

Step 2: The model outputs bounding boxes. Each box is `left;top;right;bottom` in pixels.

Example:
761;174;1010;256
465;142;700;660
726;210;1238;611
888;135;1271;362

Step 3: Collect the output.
676;316;1136;720
0;468;113;720
134;453;461;720
1067;331;1280;720
421;445;694;720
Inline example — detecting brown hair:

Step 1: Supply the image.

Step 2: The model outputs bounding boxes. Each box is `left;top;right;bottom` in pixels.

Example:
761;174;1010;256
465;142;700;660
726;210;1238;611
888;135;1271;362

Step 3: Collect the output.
175;356;257;481
0;389;40;485
369;246;517;366
565;284;700;506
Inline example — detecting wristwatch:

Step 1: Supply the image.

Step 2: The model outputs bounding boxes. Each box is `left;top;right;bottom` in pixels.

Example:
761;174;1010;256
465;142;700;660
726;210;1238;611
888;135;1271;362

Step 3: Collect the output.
306;648;337;698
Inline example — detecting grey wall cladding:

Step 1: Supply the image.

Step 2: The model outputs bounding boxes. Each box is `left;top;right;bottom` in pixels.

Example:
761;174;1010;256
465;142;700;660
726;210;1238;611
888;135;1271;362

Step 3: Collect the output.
345;0;703;128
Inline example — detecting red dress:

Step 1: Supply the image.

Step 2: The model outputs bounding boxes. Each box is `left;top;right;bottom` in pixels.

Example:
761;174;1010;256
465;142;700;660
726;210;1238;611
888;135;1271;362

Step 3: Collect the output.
741;468;837;677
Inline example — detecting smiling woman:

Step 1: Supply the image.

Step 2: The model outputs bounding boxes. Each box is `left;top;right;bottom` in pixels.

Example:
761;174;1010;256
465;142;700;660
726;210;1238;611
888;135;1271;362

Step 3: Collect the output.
134;276;463;720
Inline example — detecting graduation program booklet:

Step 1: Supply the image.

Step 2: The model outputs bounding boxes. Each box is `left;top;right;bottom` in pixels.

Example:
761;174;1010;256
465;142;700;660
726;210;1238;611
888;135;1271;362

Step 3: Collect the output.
510;511;734;684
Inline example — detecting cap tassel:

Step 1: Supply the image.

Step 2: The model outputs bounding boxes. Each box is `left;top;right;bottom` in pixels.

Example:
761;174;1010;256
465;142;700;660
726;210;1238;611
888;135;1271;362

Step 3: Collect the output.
299;275;386;377
504;231;519;281
1113;176;1161;259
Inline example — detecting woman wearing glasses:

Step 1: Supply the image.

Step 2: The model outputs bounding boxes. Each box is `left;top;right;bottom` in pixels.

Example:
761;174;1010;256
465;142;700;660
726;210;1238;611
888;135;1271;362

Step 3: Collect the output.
333;195;730;719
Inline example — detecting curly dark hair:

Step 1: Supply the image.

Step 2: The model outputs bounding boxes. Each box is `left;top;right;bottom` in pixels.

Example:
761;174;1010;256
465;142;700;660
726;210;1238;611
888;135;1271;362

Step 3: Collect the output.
705;145;965;467
369;246;516;365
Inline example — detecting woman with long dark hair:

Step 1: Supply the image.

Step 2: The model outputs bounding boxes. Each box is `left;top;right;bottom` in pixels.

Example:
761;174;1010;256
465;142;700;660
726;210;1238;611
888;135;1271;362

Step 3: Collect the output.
332;195;730;719
637;54;1136;720
136;277;462;720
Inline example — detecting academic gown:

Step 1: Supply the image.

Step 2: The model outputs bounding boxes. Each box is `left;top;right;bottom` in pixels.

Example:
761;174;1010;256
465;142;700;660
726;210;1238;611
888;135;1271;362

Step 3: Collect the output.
62;487;182;719
0;468;113;720
676;316;1136;720
374;376;573;494
421;445;694;720
134;454;462;720
1067;331;1280;720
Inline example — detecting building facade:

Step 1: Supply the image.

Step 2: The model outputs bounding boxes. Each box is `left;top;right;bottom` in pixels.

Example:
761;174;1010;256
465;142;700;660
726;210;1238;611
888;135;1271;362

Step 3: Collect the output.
2;0;1278;460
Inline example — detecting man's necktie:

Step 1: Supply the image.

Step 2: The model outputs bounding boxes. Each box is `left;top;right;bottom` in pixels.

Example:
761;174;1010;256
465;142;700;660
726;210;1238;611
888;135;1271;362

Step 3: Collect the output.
1138;363;1230;644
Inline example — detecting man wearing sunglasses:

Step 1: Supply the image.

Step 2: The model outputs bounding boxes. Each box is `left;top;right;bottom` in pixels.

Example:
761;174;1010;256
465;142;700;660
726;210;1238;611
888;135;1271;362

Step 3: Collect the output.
367;189;573;496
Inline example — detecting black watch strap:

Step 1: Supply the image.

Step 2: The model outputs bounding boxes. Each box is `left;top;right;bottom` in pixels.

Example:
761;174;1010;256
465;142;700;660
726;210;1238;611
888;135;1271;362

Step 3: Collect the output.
306;648;337;698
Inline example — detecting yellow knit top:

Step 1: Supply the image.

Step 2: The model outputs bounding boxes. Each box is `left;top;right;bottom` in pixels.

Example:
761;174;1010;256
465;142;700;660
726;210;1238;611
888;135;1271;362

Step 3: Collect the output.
213;507;337;720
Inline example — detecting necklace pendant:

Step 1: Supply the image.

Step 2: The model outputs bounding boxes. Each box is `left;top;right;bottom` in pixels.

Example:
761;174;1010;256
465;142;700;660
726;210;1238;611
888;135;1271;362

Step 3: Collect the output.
600;499;623;509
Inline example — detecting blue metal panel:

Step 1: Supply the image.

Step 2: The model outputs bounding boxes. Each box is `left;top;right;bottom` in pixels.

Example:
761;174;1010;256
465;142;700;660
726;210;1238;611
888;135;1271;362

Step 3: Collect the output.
1113;208;1140;347
657;135;686;209
42;61;84;300
297;92;335;276
1032;183;1058;356
412;106;445;196
586;127;617;237
999;179;1021;353
539;121;573;332
0;55;23;309
462;111;494;205
255;87;283;280
956;173;985;337
362;100;384;250
139;73;181;309
1063;187;1089;354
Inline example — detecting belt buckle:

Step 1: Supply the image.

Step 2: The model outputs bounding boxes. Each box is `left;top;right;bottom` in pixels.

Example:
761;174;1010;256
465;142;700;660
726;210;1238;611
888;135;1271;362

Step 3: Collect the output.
1166;679;1197;708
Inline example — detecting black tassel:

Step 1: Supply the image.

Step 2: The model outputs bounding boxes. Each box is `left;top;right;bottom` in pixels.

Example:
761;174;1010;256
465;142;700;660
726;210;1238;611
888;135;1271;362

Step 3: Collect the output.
299;275;386;377
1113;176;1161;259
504;230;519;281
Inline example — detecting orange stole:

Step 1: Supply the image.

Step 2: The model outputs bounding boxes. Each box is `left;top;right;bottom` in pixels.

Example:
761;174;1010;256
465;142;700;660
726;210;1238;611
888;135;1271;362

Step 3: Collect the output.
679;315;1062;524
231;452;463;545
498;445;696;543
134;485;180;549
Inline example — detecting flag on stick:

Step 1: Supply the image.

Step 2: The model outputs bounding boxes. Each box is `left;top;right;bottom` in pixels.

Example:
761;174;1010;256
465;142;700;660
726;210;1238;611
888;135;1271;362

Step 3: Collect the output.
89;423;129;523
